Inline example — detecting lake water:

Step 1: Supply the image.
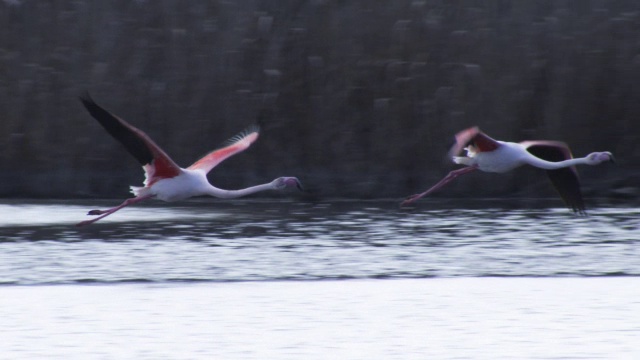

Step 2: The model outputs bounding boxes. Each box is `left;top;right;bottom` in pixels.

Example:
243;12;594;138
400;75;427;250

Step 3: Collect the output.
1;200;639;359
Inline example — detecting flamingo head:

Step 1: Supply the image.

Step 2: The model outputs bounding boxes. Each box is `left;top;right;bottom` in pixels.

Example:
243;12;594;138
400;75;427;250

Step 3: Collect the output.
586;151;615;165
272;177;304;191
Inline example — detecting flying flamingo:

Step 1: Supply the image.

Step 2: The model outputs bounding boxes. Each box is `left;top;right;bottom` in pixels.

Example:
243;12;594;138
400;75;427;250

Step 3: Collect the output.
76;94;302;226
401;126;614;213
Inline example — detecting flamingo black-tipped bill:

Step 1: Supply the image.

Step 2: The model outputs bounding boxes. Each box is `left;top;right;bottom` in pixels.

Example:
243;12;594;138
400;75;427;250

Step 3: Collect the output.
282;177;304;191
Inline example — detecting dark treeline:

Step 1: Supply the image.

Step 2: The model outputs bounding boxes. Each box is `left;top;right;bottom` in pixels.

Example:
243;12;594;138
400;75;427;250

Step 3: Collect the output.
0;0;637;201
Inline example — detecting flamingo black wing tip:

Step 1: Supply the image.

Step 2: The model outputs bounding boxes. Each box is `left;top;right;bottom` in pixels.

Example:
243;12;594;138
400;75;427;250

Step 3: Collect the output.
256;107;276;130
215;123;261;150
256;113;266;129
78;92;103;115
565;199;587;216
238;123;260;140
78;91;95;105
247;123;261;135
574;206;588;216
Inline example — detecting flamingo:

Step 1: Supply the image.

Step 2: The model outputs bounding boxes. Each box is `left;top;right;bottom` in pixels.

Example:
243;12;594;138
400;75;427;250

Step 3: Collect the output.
76;94;302;226
401;126;615;213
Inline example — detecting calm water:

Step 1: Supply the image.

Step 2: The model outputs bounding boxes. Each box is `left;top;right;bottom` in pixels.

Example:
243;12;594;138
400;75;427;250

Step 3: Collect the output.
1;200;639;359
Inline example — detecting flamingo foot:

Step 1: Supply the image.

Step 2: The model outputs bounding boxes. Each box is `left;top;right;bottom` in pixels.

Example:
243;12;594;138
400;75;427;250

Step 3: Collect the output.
400;166;479;208
76;195;154;227
76;219;96;227
400;194;422;207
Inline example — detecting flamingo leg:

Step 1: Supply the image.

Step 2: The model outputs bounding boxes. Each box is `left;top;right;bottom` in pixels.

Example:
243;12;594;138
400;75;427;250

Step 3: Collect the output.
76;194;154;227
401;166;478;207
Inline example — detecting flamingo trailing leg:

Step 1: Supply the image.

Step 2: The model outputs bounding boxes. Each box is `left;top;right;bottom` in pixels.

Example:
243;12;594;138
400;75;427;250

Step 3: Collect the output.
401;126;615;213
76;94;302;226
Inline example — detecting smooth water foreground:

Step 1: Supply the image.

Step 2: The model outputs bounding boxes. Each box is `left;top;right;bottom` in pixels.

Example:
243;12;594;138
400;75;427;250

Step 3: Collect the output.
0;200;639;359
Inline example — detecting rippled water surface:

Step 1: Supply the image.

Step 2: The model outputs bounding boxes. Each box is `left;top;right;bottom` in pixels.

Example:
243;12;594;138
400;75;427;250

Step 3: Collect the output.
1;200;638;283
1;200;638;359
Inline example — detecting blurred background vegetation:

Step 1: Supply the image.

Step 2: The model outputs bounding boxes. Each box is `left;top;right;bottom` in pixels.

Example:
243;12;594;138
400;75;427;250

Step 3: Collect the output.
0;0;637;203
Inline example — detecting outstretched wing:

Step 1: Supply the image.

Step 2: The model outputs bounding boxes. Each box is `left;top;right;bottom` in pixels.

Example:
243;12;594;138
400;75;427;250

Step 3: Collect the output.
449;126;500;157
187;124;260;173
79;93;181;183
521;140;586;214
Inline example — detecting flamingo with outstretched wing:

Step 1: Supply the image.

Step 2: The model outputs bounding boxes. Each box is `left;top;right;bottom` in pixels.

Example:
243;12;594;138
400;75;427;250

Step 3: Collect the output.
77;94;302;226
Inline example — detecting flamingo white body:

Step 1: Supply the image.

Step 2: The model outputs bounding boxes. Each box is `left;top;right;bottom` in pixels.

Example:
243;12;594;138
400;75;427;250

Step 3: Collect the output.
132;170;290;202
402;126;615;213
455;141;529;173
77;94;302;227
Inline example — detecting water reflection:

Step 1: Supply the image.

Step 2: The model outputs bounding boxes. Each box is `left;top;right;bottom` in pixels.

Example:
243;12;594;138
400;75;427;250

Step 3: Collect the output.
0;200;638;284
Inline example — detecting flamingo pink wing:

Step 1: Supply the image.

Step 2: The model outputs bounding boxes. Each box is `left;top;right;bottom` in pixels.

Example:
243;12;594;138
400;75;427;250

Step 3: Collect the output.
449;126;500;157
187;125;260;173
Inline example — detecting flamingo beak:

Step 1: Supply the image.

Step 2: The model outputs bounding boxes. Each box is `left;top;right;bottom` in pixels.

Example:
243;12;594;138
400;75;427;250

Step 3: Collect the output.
285;177;304;191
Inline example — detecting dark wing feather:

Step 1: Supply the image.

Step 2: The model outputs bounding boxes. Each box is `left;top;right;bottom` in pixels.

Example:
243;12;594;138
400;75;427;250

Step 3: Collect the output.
449;126;500;157
80;93;153;166
522;141;586;214
79;93;181;180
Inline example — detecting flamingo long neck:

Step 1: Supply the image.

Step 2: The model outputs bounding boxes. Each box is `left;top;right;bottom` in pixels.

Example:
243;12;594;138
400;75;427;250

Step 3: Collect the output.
205;182;274;199
525;155;589;170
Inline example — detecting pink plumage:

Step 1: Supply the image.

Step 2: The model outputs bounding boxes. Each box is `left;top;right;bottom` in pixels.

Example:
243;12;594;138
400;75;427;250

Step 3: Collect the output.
402;126;614;214
77;94;302;226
